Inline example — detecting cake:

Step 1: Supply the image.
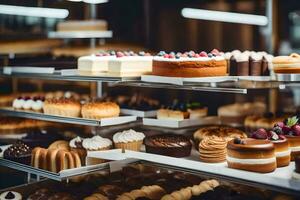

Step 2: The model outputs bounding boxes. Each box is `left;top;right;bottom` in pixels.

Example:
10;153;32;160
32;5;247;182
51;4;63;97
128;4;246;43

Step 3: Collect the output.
113;129;145;151
273;53;300;73
271;116;300;161
292;155;300;179
82;135;112;165
145;134;192;157
81;101;120;119
218;102;266;126
199;136;227;163
193;126;247;149
3;141;32;165
227;138;277;173
12;96;45;112
43;98;81;117
251;128;290;167
236;53;249;76
0;191;22;200
108;51;153;76
152;49;227;77
78;52;115;75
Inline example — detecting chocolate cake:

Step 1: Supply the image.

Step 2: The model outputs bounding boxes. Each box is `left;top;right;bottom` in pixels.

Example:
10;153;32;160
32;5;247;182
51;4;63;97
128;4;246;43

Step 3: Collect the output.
3;141;32;165
145;134;192;157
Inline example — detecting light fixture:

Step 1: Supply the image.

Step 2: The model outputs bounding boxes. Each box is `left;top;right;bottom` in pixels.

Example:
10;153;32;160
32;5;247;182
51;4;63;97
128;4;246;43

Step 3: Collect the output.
0;4;69;19
181;8;268;26
67;0;108;4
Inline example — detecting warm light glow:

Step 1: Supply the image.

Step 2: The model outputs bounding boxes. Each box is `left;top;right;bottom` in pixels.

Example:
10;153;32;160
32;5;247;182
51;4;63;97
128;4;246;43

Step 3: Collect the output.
0;4;69;19
66;0;108;3
181;8;268;26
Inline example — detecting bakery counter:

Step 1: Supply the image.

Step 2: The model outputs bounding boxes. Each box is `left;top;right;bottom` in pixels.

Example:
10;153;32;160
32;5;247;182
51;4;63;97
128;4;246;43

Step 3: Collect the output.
0;163;298;200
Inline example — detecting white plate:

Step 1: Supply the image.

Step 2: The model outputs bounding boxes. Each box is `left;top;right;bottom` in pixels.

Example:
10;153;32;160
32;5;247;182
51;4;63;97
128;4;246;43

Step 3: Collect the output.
0;145;11;158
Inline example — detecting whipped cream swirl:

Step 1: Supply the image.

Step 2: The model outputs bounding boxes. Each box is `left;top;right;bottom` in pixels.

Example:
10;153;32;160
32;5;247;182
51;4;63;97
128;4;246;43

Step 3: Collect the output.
69;136;84;148
113;129;145;143
82;135;112;150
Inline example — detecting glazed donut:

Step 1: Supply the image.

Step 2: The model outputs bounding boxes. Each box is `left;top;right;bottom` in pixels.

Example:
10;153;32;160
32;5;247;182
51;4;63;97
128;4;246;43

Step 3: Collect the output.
46;148;60;172
31;147;47;169
70;151;82;168
56;150;75;172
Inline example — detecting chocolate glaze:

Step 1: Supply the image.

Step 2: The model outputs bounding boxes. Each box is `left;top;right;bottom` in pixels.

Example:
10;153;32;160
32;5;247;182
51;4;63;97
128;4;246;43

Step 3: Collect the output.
227;138;274;152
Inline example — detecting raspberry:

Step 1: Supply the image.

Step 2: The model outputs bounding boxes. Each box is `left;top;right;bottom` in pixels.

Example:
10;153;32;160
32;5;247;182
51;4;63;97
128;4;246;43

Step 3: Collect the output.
199;51;208;57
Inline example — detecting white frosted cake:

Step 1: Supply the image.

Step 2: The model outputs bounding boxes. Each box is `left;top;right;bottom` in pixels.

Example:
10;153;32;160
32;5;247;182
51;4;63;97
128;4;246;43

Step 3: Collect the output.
108;51;153;76
78;53;115;75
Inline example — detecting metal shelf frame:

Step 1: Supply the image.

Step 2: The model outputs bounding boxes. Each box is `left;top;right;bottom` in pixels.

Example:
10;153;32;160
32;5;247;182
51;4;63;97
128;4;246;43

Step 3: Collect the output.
48;31;113;39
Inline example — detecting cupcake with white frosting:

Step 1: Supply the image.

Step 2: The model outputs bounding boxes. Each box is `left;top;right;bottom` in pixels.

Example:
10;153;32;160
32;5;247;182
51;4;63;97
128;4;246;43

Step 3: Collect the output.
82;135;112;165
113;129;145;151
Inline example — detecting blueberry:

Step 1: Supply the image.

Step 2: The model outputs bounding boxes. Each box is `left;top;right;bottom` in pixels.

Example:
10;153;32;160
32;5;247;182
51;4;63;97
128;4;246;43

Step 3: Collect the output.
212;53;217;57
138;51;145;56
208;53;213;57
234;138;242;144
170;51;175;55
175;55;180;59
158;51;165;56
273;126;283;135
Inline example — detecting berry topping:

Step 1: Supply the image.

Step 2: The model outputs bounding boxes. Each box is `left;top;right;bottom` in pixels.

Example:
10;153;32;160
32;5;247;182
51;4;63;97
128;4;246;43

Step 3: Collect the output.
275;122;284;128
169;54;175;59
252;128;268;139
269;131;279;140
199;51;208;57
109;50;116;55
24;96;31;100
17;96;23;100
282;125;292;134
278;134;286;140
95;53;103;57
208;53;213;58
194;53;200;58
175;55;180;59
103;53;110;56
170;51;175;55
116;52;124;57
181;53;188;57
292;124;300;136
211;49;221;56
272;126;283;135
163;54;169;58
145;52;151;56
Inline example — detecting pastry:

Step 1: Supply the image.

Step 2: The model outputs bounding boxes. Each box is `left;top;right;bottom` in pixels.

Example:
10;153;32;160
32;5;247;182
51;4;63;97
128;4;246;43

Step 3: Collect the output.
227;138;277;173
43;98;81;117
78;53;115;75
244;114;285;133
12;96;45;112
251;128;290;167
113;129;145;151
193;126;247;149
145;134;192;157
69;136;87;164
292;155;300;179
0;191;22;200
3;141;32;165
81;101;120;119
48;140;70;151
157;109;189;120
117;185;166;200
236;52;249;76
218;102;266;126
82;135;112;165
199;136;227;163
108;51;153;76
84;193;109;200
273;53;300;73
271;116;300;161
152;49;227;77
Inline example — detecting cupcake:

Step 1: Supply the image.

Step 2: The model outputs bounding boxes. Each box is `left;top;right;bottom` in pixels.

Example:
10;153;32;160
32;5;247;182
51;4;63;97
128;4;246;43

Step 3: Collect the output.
69;136;87;164
82;135;112;165
113;129;145;151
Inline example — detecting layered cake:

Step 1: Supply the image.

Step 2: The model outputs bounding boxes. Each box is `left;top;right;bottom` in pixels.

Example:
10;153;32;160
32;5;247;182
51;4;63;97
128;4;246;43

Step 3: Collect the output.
273;53;300;73
145;134;192;157
273;116;300;161
292;156;300;179
78;52;115;75
152;49;227;77
251;128;290;167
223;50;273;76
108;51;152;76
227;138;277;173
218;102;266;126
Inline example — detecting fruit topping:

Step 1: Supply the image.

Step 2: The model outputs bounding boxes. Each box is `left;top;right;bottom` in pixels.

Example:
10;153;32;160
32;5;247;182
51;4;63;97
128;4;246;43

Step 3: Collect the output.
208;53;213;58
175;55;180;59
252;128;268;139
116;51;124;57
194;53;200;58
169;54;175;59
269;131;279;140
292;124;300;136
199;51;208;57
233;138;244;144
272;126;283;135
286;116;299;127
163;54;169;58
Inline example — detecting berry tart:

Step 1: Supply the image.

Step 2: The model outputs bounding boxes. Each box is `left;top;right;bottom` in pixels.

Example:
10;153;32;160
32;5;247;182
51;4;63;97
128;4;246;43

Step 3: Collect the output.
227;138;277;173
78;51;116;75
12;96;45;112
108;51;153;76
152;49;227;77
272;116;300;161
251;128;290;167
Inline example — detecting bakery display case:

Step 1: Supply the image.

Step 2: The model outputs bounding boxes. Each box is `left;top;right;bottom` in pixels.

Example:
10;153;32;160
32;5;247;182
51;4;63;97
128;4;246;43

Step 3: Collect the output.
1;1;300;200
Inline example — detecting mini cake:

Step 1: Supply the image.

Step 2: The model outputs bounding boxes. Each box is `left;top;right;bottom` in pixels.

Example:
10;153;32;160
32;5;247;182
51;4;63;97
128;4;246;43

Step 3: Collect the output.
199;136;227;163
108;51;153;76
152;49;227;77
4;141;32;165
0;191;22;200
43;98;81;117
145;134;192;157
251;128;290;167
227;138;277;173
81;101;120;119
250;53;263;76
236;53;249;76
272;116;300;161
218;102;266;126
113;129;145;151
273;53;300;73
82;135;112;165
69;136;87;164
78;52;115;75
12;96;45;112
292;156;300;179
